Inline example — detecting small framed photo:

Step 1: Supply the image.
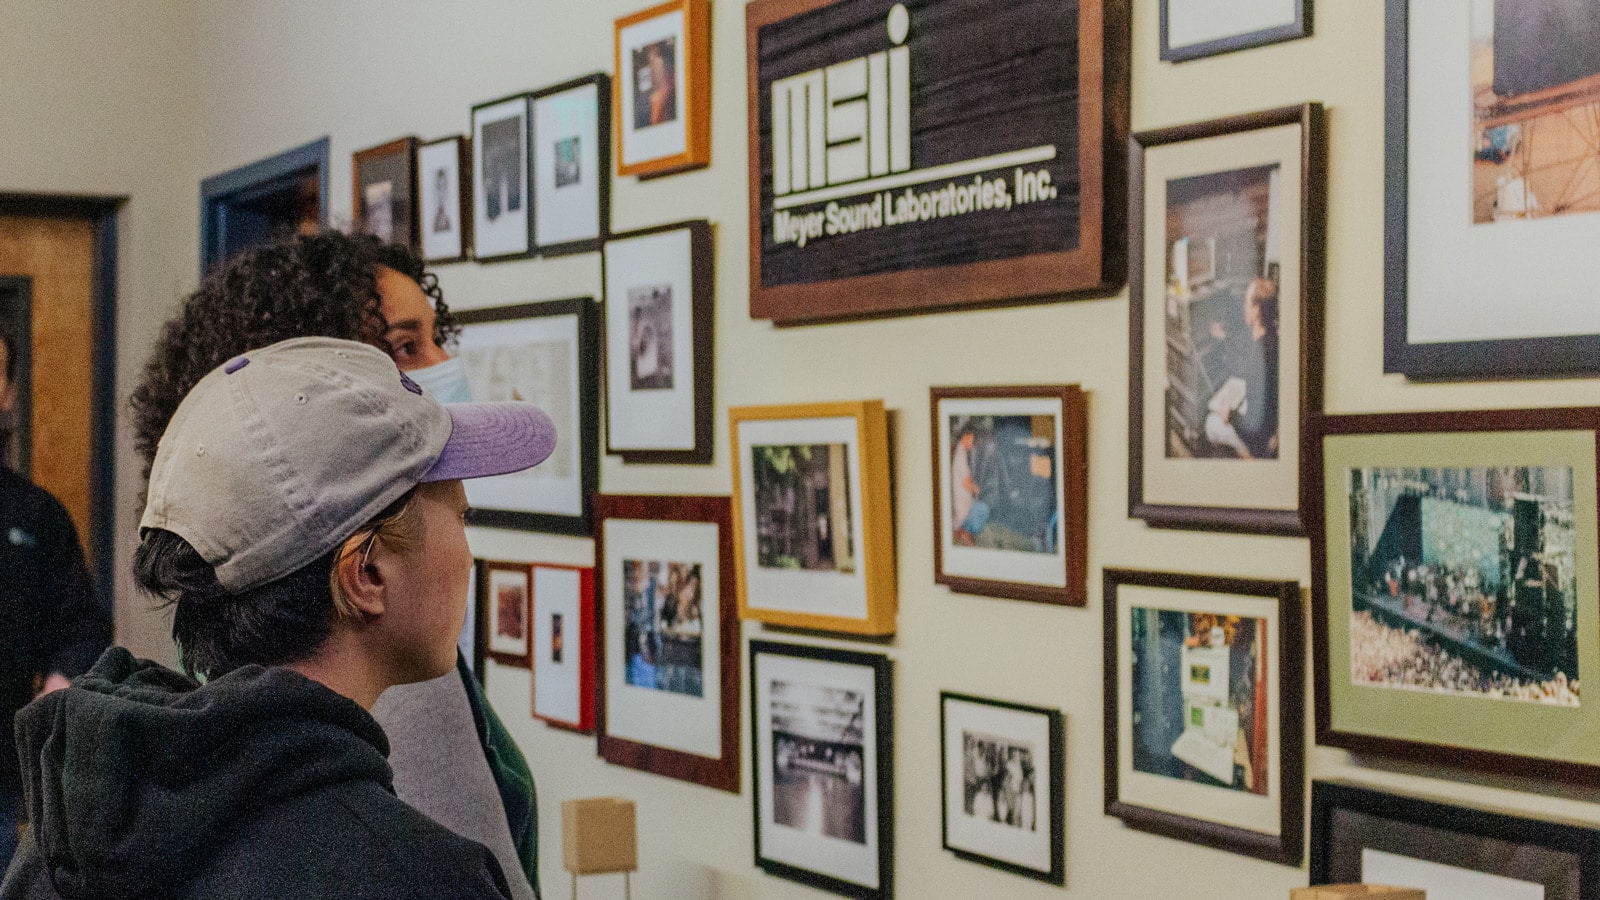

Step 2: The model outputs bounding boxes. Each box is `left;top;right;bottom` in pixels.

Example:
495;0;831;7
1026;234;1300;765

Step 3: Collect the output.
530;563;596;733
729;401;897;636
596;494;739;793
603;220;714;464
1311;780;1600;899
931;385;1088;607
1104;568;1304;865
418;135;471;264
471;92;533;261
352;136;419;250
1311;407;1600;780
751;640;893;900
1160;0;1311;63
483;561;533;668
614;0;711;178
455;298;599;536
531;73;611;256
939;693;1064;886
1129;103;1326;536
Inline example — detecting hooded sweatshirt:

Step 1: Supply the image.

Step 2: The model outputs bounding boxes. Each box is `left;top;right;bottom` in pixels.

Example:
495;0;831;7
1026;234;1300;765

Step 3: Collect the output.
0;649;511;900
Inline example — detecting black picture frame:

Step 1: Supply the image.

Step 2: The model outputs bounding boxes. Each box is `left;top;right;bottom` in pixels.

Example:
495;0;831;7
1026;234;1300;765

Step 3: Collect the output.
1159;0;1310;63
418;135;473;265
471;91;535;263
530;72;612;257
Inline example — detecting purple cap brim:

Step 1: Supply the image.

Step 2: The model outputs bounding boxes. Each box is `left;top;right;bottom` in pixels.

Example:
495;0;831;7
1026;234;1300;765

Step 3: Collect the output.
423;402;558;482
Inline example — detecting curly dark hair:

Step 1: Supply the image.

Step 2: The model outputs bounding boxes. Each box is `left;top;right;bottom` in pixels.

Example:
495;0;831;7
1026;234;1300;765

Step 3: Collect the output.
129;231;459;472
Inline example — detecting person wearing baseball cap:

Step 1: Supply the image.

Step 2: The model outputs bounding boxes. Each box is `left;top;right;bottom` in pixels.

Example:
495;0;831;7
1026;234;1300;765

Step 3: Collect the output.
1;337;555;900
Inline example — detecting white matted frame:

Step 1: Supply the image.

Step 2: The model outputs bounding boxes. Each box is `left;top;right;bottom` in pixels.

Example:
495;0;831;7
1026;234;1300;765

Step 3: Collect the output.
531;73;611;256
530;563;596;733
418;135;471;264
1160;0;1310;63
484;561;532;668
471;92;533;261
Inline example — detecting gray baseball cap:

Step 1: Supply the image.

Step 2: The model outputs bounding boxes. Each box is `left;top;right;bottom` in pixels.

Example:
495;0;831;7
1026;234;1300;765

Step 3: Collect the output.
141;336;556;592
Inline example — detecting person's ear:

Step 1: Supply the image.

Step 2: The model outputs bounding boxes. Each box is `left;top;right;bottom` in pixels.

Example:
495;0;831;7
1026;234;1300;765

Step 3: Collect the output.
334;534;389;619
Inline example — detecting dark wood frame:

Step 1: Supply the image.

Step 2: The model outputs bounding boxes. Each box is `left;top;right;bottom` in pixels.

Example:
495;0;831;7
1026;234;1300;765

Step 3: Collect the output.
481;560;533;668
595;494;740;792
1102;567;1305;865
530;73;612;257
455;297;600;536
939;692;1064;885
0;276;33;477
529;563;597;733
930;385;1087;606
418;135;473;265
1311;780;1600;898
1308;406;1600;781
1383;1;1600;379
1159;0;1310;63
470;91;535;263
751;639;894;899
743;0;1131;324
1128;102;1327;536
352;136;420;251
602;219;715;464
614;0;713;178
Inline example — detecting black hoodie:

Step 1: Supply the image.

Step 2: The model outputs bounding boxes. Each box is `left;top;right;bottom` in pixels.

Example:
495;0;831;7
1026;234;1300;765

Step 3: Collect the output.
1;649;512;900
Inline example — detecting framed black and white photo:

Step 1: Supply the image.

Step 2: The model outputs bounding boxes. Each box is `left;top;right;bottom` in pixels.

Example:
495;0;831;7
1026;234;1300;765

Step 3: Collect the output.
471;92;533;261
1160;0;1310;63
603;220;713;464
454;298;599;535
353;137;419;249
940;693;1064;885
531;74;611;256
418;135;471;264
484;561;532;668
614;0;711;177
752;640;893;900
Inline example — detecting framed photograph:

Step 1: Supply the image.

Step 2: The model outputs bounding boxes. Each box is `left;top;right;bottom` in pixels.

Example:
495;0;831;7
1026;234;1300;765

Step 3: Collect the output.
615;0;711;178
1103;568;1304;865
603;219;714;464
418;135;471;264
931;385;1088;606
471;92;533;261
531;73;611;256
729;401;897;636
483;561;532;668
460;560;485;682
1129;103;1326;536
745;0;1130;324
454;298;599;536
1311;780;1600;899
352;136;419;250
939;692;1064;885
1386;1;1600;379
530;563;596;733
1311;407;1600;780
596;494;739;792
1160;0;1310;63
751;640;893;900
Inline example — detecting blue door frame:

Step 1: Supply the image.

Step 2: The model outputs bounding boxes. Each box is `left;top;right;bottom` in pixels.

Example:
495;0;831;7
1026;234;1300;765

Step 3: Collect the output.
199;136;329;275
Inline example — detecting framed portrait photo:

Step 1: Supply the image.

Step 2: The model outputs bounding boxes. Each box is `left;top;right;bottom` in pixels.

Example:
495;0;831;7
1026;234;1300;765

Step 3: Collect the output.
596;494;739;793
730;401;897;636
353;136;419;250
483;561;533;668
455;298;599;536
531;73;611;256
1160;0;1310;63
418;135;471;264
1386;1;1600;379
940;692;1064;886
603;220;713;464
931;385;1087;607
615;0;711;178
530;563;596;733
751;640;893;900
1311;407;1600;780
1103;568;1304;865
1311;781;1600;899
471;92;533;261
1129;103;1326;536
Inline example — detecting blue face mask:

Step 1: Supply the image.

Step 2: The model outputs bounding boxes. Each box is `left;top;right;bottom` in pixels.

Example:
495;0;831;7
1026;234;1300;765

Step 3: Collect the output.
406;356;473;404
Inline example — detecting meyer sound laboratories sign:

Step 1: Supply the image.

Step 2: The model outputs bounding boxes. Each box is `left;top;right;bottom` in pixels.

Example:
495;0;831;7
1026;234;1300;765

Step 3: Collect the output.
745;0;1129;323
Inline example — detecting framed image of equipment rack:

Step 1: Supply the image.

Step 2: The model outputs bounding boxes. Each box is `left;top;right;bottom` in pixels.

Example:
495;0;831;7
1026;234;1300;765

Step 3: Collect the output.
730;401;896;636
1129;103;1326;536
1311;407;1600;781
471;92;533;261
614;0;712;178
418;135;472;264
353;136;419;250
744;0;1131;324
1160;0;1311;63
530;563;596;733
531;73;611;257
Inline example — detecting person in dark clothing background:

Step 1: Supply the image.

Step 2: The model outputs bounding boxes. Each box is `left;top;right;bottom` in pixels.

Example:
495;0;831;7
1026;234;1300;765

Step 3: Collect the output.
0;331;111;871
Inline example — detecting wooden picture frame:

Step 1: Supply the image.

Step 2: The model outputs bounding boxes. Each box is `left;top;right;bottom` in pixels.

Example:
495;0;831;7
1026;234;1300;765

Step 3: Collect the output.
615;0;712;178
752;639;893;899
595;494;739;792
1160;0;1311;63
352;136;419;250
530;563;597;733
454;298;600;536
483;560;533;668
471;92;534;262
1103;567;1304;865
603;219;714;464
730;401;897;635
744;0;1131;324
530;73;611;257
1310;407;1600;781
1129;103;1326;536
931;385;1087;606
418;135;472;264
